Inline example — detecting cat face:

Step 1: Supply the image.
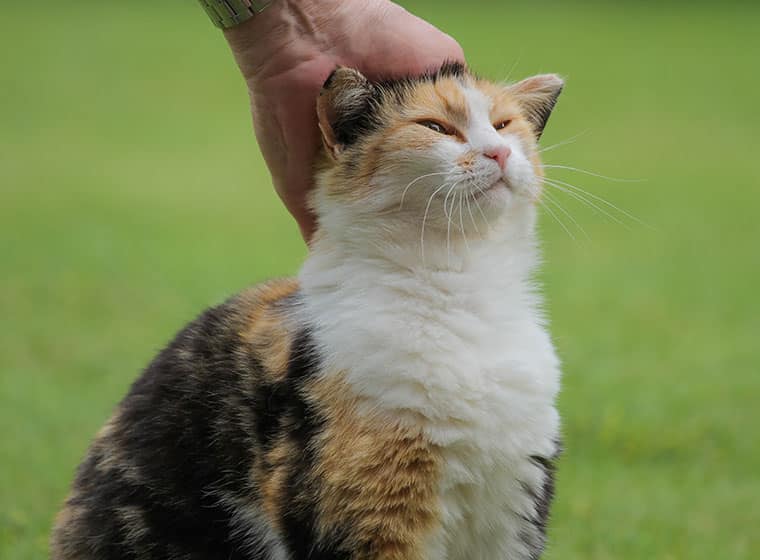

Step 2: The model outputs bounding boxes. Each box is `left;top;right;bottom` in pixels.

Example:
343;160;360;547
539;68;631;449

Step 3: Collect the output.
315;63;563;240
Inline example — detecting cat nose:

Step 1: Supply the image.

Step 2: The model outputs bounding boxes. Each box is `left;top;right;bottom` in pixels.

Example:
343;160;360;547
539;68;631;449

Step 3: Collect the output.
484;146;511;170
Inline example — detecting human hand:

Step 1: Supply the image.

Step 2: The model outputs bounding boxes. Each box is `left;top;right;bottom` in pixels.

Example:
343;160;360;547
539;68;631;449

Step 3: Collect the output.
224;0;464;242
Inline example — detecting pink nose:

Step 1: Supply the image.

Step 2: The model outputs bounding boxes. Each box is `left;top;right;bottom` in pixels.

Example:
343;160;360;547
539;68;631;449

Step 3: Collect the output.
484;146;511;170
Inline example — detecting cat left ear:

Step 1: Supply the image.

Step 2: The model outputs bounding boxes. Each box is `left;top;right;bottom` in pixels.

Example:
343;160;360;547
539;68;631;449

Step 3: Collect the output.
317;67;375;159
509;74;564;140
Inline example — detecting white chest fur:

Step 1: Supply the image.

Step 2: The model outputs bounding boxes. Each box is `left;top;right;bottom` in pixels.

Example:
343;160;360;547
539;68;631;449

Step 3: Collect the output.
299;230;561;560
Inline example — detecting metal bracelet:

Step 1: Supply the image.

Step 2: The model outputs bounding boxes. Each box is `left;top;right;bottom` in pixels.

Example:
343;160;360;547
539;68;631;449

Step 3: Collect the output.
198;0;273;29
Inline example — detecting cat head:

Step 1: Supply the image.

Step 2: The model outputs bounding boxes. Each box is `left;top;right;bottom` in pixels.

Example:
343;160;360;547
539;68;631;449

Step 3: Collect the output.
313;63;563;252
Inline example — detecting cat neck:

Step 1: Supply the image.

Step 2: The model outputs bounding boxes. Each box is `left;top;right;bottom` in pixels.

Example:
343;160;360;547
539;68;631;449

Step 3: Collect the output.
299;206;540;315
296;207;551;425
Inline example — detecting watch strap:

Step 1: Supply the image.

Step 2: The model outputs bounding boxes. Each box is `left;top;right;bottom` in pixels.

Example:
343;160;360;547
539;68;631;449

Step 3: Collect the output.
198;0;273;29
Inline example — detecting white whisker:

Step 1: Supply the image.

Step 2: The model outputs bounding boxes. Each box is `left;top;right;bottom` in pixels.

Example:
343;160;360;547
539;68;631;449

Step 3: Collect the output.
542;179;630;229
444;182;459;268
500;55;522;85
544;176;651;229
399;171;450;210
458;192;470;254
471;185;493;232
539;198;576;241
420;181;453;263
465;191;480;235
541;164;643;184
543;191;590;241
443;182;457;224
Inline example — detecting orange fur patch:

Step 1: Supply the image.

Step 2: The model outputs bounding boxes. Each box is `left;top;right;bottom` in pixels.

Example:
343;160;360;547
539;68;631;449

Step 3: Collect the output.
239;279;299;381
257;436;296;533
308;374;442;559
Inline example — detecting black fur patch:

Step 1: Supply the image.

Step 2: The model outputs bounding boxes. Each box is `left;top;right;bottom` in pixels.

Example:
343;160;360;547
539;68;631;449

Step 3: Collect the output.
52;287;361;559
375;60;468;95
530;88;563;141
322;69;338;90
53;295;299;559
327;61;469;149
519;442;562;559
276;331;352;559
529;453;557;535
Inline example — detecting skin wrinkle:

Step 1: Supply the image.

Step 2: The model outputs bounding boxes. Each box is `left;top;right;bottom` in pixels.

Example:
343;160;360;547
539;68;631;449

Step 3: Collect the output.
226;0;346;80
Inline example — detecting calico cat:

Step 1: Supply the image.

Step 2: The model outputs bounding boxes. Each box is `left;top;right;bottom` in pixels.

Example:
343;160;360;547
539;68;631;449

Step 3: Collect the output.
52;62;564;560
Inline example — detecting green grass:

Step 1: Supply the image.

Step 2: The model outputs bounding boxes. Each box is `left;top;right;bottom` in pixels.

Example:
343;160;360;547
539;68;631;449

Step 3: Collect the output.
1;2;758;558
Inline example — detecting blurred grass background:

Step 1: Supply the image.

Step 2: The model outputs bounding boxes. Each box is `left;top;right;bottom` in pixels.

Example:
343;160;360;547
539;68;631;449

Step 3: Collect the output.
1;1;758;558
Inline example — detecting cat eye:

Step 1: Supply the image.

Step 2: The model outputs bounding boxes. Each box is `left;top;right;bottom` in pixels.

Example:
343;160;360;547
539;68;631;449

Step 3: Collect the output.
494;119;512;131
418;120;454;136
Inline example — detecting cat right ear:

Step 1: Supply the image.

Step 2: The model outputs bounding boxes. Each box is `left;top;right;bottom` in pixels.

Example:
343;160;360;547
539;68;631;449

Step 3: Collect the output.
508;74;564;140
317;67;374;159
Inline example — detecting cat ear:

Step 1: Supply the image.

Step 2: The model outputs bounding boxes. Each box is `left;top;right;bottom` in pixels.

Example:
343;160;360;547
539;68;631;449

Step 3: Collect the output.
509;74;564;140
317;67;375;159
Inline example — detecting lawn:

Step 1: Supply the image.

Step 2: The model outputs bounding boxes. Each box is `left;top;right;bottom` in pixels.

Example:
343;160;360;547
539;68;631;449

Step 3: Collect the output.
1;1;758;558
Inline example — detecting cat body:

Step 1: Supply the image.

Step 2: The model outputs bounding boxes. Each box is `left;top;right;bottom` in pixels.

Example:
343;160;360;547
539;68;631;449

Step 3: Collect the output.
301;219;560;559
52;63;564;560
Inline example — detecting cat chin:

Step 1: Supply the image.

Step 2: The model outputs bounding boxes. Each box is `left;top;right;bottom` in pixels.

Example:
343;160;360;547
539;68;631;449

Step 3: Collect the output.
471;181;513;210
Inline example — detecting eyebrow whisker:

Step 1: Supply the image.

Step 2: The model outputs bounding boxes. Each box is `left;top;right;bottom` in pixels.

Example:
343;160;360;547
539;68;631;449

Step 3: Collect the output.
538;130;588;154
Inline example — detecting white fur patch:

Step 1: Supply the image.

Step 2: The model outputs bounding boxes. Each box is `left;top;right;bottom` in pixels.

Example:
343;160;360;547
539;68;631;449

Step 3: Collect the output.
301;81;561;559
